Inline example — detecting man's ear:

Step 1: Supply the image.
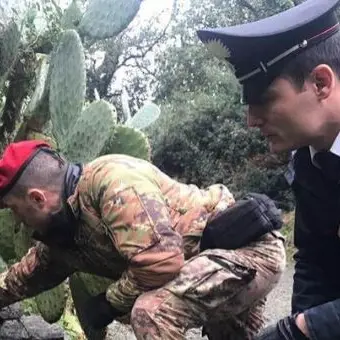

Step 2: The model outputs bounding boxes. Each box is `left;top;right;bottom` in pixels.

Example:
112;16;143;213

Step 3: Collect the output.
27;189;46;208
310;64;336;100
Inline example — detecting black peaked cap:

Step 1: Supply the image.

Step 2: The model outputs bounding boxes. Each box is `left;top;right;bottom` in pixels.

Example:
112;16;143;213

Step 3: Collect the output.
197;0;340;104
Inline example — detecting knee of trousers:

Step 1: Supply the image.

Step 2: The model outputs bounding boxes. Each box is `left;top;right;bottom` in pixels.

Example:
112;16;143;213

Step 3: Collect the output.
130;291;167;334
130;289;192;337
247;233;287;297
130;295;152;330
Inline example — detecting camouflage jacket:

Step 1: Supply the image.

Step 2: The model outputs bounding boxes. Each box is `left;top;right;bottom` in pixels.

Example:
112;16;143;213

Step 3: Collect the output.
0;155;235;312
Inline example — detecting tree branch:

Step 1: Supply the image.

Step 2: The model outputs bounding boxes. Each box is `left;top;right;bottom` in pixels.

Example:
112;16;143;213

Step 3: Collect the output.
238;0;259;17
49;0;63;19
86;0;178;100
86;40;122;100
129;60;157;78
117;0;178;69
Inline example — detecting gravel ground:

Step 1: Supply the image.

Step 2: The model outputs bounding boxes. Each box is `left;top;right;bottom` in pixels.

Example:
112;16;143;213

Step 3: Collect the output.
264;263;294;326
106;263;295;339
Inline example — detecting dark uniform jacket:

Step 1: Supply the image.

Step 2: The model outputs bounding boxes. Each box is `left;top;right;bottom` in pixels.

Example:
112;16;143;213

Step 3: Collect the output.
290;147;340;339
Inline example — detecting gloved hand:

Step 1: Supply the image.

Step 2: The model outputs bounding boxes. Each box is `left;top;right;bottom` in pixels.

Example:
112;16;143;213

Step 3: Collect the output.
85;292;125;329
254;315;309;340
200;192;283;251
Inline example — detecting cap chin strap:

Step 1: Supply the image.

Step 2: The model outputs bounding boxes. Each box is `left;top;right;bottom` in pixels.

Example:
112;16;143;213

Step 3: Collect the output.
238;22;340;83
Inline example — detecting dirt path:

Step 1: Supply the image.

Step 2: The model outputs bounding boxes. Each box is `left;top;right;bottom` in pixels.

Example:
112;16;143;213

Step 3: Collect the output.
264;263;294;325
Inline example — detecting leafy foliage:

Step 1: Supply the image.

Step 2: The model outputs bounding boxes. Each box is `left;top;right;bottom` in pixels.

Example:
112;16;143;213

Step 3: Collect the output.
145;0;297;210
0;0;306;338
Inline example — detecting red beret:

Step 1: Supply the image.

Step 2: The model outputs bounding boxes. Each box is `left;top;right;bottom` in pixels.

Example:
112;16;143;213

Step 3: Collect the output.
0;140;51;198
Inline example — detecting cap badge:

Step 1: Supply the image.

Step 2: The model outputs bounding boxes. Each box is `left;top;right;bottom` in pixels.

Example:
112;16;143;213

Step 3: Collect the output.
204;39;230;60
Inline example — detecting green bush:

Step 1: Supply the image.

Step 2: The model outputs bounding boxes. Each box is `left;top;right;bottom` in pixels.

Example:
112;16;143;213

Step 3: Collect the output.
149;98;294;211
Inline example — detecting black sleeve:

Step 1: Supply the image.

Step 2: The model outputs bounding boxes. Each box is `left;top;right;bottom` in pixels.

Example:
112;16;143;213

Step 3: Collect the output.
290;148;340;314
292;200;340;314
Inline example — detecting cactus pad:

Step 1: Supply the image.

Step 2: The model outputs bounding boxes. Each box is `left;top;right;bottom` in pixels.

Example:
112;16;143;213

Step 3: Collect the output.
101;125;151;161
69;272;108;339
79;0;141;39
61;0;83;30
49;29;86;149
126;102;161;130
63;100;117;163
35;283;68;323
77;272;113;296
14;223;34;259
25;54;51;129
0;209;16;262
26;131;58;149
121;88;131;121
0;21;20;78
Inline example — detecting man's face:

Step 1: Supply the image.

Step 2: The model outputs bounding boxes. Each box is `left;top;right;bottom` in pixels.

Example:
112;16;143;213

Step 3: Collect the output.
247;77;327;153
3;190;61;232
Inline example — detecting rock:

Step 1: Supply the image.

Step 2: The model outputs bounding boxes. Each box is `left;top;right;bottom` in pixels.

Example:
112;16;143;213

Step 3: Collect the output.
0;303;23;320
0;320;29;339
105;321;206;340
20;315;65;340
0;303;65;340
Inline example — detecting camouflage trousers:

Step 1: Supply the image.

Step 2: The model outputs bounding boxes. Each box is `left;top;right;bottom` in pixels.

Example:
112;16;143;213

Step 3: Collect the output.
130;231;286;340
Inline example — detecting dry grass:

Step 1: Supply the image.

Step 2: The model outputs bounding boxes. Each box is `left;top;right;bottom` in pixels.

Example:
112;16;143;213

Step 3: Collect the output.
281;211;296;262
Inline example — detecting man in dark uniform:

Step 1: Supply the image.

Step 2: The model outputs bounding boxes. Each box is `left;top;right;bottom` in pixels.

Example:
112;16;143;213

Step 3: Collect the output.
197;0;340;339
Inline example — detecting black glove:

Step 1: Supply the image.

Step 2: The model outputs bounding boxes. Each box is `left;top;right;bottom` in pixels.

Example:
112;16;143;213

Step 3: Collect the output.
200;192;283;251
84;292;125;329
255;315;309;340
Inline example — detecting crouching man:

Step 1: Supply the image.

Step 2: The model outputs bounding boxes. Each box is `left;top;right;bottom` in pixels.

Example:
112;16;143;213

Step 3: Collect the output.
0;140;286;339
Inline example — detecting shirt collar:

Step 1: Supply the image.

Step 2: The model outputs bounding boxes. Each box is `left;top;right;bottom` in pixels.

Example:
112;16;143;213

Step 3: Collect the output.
309;131;340;167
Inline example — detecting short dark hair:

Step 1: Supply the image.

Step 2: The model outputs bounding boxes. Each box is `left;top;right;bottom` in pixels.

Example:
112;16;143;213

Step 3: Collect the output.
9;150;68;197
280;31;340;89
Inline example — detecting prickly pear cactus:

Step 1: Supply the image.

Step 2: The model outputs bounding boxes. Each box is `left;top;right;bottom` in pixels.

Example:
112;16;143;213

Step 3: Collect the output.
13;223;34;259
121;88;131;121
69;273;109;340
61;0;83;30
63;100;117;163
0;0;162;336
77;272;113;296
26;131;58;149
79;0;141;39
13;221;68;324
26;55;50;116
14;53;54;142
126;102;161;130
101;125;151;161
24;54;52;129
0;20;20;80
0;209;16;262
35;283;68;323
49;29;86;149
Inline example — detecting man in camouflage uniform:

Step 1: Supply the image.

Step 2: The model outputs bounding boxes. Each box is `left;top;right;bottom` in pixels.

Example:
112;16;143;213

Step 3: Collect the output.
0;140;286;339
